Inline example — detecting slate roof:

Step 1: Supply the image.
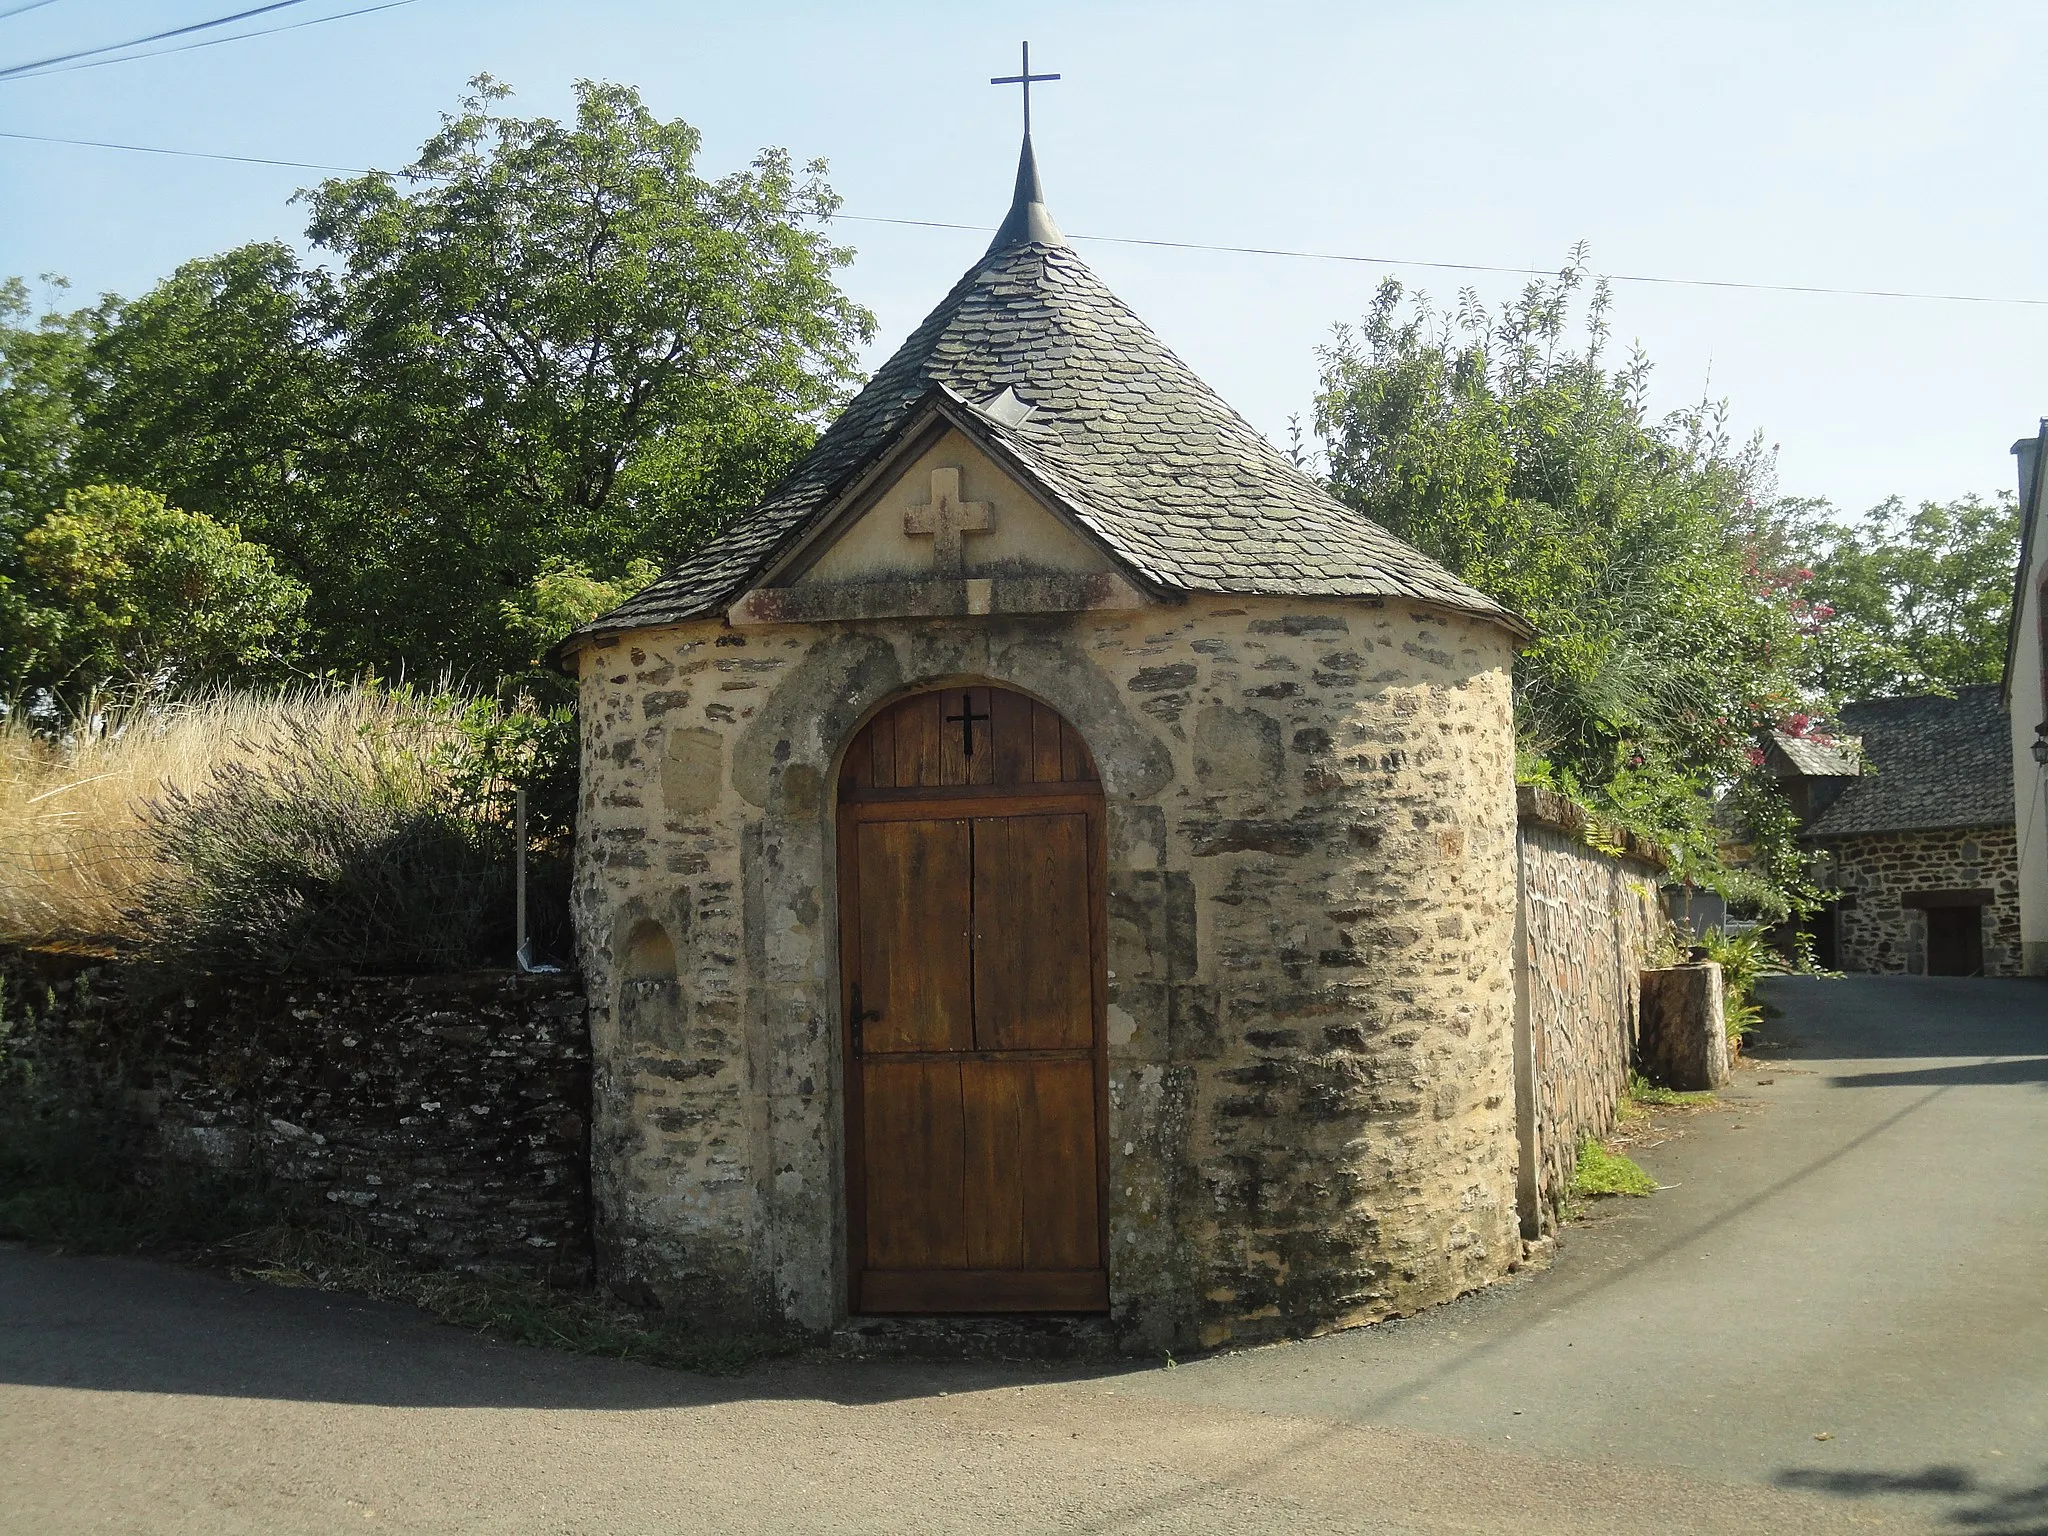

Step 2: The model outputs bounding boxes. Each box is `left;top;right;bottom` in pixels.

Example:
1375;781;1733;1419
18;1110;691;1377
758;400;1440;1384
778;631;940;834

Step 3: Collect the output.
574;138;1521;646
1767;731;1860;779
1802;686;2014;838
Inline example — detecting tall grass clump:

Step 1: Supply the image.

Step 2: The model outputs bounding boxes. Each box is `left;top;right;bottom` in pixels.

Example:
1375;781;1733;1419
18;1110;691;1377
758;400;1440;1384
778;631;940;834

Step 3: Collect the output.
2;688;415;946
0;684;571;975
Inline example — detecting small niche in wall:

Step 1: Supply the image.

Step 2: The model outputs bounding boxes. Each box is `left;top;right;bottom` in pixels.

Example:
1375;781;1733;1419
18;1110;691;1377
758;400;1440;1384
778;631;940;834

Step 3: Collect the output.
622;918;677;986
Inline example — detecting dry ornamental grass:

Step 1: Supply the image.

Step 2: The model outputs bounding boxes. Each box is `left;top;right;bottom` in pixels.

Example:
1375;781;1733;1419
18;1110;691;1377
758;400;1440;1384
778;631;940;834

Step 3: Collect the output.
0;687;477;952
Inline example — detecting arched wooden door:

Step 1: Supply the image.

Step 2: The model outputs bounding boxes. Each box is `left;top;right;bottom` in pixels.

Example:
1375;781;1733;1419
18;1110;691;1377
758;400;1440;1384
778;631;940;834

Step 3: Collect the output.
837;685;1108;1313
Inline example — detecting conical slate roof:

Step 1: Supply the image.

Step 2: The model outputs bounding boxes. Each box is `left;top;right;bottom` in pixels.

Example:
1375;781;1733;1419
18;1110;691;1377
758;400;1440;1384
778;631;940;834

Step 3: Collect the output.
579;141;1521;643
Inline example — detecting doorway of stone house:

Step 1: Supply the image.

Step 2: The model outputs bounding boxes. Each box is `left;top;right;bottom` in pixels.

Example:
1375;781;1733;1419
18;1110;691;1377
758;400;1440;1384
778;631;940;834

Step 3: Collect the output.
1925;903;1985;977
835;684;1109;1313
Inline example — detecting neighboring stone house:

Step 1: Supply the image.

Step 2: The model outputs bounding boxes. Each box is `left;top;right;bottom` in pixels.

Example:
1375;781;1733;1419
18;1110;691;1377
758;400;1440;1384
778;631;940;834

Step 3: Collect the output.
553;134;1538;1352
1791;688;2022;976
2004;425;2048;975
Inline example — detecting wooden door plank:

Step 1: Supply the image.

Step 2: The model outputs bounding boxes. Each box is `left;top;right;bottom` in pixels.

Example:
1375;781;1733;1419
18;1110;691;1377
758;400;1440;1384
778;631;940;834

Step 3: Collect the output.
960;1061;1026;1270
860;1059;968;1272
989;688;1034;785
895;693;941;788
961;1058;1102;1272
866;710;896;790
1017;1058;1102;1270
1029;702;1065;783
856;819;972;1053
972;814;1094;1051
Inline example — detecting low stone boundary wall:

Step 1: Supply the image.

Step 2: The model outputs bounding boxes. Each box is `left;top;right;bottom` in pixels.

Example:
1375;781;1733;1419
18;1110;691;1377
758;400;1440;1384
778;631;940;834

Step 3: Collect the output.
0;950;591;1278
1513;786;1670;1234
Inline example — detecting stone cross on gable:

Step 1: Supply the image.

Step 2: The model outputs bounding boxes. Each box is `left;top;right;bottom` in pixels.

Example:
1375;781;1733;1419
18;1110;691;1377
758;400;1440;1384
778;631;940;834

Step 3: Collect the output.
903;467;993;576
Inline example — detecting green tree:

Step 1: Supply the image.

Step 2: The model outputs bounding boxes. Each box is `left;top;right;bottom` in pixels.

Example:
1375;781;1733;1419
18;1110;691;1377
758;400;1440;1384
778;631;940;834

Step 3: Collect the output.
0;277;98;554
1314;255;1813;912
0;484;307;705
75;76;872;679
1780;493;2021;700
74;243;333;575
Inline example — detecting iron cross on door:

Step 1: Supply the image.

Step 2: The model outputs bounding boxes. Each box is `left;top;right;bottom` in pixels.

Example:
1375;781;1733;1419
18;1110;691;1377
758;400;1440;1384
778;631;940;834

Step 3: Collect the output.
945;691;990;757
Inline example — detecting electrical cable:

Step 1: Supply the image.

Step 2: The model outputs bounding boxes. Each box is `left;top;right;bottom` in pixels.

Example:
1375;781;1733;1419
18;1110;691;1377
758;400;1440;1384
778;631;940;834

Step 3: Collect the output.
0;127;373;172
0;1;65;22
831;212;2048;308
0;0;322;79
6;127;2048;310
0;0;416;81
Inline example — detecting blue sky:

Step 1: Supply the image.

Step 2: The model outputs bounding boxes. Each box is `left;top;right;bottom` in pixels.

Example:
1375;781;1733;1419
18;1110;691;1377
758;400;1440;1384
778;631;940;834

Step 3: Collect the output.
1;0;2042;515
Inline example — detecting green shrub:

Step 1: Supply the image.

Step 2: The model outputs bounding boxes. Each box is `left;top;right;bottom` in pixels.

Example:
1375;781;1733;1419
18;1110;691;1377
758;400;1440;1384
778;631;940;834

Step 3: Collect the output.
1696;925;1789;1047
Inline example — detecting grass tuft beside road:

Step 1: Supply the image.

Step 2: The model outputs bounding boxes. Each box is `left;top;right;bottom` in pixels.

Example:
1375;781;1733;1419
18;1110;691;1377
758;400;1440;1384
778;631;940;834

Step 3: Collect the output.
1570;1136;1658;1198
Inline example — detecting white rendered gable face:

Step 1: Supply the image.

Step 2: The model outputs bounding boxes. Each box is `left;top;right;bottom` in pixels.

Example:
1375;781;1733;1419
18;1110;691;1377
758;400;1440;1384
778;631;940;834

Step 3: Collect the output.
796;429;1111;585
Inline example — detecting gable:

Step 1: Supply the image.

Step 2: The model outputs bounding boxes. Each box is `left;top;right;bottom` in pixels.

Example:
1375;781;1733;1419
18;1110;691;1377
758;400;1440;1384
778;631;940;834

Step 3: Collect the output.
791;429;1112;585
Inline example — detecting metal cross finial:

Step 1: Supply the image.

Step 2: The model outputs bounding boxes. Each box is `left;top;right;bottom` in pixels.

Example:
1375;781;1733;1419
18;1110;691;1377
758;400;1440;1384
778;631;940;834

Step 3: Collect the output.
991;41;1059;135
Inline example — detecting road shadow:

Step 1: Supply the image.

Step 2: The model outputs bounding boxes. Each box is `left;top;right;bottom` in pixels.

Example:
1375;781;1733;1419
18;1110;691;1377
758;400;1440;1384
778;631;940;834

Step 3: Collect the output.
1775;1465;2048;1535
0;1244;1109;1411
1756;976;2048;1062
1826;1058;2048;1089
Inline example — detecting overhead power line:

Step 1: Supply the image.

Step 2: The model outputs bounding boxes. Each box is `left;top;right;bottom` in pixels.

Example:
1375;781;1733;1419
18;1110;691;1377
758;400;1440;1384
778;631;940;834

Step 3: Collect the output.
6;127;2048;311
0;127;372;173
832;213;2048;309
0;0;319;79
0;0;415;82
0;1;66;22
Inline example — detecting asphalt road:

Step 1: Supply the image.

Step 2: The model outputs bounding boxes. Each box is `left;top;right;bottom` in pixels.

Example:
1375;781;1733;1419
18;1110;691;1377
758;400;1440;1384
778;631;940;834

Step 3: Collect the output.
1126;974;2048;1531
2;974;2040;1534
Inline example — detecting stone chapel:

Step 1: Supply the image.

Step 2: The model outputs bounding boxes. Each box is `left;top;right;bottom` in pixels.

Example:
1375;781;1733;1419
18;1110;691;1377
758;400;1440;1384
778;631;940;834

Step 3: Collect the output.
556;132;1535;1352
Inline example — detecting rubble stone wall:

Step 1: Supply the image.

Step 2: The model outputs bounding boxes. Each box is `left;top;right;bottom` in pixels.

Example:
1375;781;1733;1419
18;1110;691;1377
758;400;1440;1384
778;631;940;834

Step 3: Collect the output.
1814;825;2024;976
0;951;591;1277
573;595;1523;1351
1512;790;1669;1232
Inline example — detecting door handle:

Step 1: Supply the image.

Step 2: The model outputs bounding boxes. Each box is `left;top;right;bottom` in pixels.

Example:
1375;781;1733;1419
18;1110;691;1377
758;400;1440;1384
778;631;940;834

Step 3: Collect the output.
849;982;881;1056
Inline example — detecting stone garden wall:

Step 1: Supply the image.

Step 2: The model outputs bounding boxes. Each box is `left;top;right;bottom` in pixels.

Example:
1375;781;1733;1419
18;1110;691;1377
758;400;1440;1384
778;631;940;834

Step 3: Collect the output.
0;949;591;1277
1812;824;2024;976
1513;787;1670;1233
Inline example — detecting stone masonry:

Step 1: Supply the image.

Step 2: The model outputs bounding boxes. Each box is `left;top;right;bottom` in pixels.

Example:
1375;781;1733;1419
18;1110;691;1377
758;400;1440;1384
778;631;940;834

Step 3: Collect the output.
0;950;592;1277
573;597;1522;1352
1511;789;1668;1233
1814;825;2025;976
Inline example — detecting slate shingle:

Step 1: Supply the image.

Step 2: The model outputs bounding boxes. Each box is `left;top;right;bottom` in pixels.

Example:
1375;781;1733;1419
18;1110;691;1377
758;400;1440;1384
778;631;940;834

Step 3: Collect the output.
581;226;1520;642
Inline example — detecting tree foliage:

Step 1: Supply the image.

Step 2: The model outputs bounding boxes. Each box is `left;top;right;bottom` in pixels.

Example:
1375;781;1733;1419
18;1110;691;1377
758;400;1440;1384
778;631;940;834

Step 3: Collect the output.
0;277;95;550
68;77;872;682
0;484;307;707
1315;256;1813;907
1772;493;2020;700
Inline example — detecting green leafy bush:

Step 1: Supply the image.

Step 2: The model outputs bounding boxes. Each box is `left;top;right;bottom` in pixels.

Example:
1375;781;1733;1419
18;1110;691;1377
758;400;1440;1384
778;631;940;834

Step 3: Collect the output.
1697;925;1789;1046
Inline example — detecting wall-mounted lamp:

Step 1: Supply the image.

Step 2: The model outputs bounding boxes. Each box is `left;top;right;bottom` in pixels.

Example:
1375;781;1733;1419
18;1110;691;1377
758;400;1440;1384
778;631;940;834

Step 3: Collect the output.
2033;722;2048;768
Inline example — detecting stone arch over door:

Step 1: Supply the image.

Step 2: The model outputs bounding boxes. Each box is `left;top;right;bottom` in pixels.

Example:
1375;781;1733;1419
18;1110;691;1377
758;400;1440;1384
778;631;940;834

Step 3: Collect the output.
835;682;1109;1313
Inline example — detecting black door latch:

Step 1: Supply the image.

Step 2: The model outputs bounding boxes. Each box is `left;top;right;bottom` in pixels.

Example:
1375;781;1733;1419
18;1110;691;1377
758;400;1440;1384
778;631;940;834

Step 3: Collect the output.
849;982;881;1055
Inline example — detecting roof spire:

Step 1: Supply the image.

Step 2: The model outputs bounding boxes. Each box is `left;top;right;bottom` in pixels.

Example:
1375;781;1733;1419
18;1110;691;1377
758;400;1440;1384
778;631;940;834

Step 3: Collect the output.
987;42;1065;253
987;132;1065;253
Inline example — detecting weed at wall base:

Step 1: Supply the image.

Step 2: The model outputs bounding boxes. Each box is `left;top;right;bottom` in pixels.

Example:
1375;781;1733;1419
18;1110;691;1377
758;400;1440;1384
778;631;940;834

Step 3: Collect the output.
1569;1135;1658;1199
